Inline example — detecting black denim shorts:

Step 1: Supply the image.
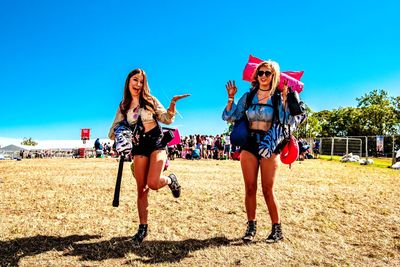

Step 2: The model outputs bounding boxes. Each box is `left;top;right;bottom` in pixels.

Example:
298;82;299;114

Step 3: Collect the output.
241;130;267;160
132;126;166;157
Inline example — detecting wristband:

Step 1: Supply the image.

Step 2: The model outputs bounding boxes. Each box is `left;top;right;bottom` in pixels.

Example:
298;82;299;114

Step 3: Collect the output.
228;97;234;102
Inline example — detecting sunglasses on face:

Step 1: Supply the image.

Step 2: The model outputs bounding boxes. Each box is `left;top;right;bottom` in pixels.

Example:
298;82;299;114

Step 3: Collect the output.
257;70;272;77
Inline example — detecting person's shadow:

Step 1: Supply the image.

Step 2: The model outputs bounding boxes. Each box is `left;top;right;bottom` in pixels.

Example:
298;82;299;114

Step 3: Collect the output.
1;234;239;266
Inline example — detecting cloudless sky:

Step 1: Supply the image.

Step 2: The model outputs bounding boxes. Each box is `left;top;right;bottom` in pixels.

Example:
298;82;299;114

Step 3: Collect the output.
1;0;399;140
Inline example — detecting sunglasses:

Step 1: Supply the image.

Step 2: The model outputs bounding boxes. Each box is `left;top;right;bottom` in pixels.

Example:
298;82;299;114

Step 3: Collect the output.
257;70;272;77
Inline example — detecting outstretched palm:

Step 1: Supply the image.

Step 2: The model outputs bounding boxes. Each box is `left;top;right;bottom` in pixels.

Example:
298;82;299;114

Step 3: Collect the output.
172;94;191;102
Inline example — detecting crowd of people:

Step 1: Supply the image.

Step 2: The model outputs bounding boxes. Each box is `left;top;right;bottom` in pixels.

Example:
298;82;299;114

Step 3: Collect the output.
167;134;240;161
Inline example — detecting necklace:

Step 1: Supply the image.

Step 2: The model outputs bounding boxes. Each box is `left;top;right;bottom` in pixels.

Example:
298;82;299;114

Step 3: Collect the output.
257;93;271;102
259;88;271;91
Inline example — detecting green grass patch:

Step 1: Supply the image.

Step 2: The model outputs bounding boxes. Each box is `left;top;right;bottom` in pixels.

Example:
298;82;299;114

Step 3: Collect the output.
319;155;393;168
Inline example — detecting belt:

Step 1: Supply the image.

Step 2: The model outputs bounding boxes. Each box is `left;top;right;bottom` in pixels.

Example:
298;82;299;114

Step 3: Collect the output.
249;130;267;143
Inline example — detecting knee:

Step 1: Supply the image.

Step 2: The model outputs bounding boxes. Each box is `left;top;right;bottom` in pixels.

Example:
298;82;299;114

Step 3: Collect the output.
147;178;159;190
262;186;275;198
245;184;257;196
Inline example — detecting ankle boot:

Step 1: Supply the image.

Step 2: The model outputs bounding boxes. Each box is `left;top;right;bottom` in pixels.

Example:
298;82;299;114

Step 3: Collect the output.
132;224;148;243
266;223;283;243
168;173;181;198
242;221;257;242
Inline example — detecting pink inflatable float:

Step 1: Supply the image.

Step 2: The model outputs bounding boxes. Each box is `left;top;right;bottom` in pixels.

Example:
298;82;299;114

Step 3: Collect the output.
242;55;304;93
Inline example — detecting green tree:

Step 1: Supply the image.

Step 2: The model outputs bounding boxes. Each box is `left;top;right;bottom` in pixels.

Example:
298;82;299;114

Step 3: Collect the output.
21;137;38;146
356;89;399;135
296;105;322;138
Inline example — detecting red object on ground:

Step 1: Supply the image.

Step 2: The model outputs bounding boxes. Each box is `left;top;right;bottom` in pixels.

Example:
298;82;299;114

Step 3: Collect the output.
79;148;85;158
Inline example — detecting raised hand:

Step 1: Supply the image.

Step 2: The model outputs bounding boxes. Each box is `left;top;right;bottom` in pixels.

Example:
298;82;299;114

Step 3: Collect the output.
171;94;191;103
226;80;237;98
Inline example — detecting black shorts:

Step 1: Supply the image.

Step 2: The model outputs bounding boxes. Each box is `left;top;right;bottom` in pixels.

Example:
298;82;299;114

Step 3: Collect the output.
132;126;166;157
241;130;283;160
241;130;266;160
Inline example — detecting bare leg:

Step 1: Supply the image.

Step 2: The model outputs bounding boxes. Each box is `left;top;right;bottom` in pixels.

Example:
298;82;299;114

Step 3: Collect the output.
240;150;259;221
260;154;280;224
133;155;149;224
146;150;170;190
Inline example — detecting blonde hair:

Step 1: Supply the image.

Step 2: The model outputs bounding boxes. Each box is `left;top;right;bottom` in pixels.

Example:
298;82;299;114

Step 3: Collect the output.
251;60;280;94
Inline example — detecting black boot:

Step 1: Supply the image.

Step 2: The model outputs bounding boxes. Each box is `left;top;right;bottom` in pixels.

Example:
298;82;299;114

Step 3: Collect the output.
242;221;257;242
266;223;283;243
132;224;148;243
168;173;181;198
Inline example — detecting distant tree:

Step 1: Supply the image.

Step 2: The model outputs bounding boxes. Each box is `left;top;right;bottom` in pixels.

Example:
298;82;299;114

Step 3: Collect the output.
296;105;321;138
312;110;334;137
21;137;38;146
356;89;399;135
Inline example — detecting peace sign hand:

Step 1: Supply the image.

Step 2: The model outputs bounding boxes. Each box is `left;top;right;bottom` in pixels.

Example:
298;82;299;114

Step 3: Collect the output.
226;80;237;98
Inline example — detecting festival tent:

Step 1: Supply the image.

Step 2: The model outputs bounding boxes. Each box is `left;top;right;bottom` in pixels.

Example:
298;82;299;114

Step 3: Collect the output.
0;137;113;150
0;144;26;152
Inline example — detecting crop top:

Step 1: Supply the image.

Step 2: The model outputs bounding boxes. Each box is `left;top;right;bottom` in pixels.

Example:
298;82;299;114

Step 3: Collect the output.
222;90;290;125
108;96;175;140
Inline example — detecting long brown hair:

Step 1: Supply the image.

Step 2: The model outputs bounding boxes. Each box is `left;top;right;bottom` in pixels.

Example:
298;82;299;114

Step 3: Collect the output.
119;68;156;116
250;60;280;95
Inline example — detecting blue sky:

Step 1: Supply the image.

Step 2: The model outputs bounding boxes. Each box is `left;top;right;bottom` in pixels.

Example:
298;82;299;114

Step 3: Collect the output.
1;0;399;140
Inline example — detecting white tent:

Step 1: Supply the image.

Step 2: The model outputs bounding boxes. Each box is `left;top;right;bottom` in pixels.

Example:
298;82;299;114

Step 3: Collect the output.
0;137;113;150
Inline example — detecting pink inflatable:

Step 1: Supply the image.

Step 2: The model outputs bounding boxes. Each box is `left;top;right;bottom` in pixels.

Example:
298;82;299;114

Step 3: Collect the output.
242;55;304;93
280;135;299;165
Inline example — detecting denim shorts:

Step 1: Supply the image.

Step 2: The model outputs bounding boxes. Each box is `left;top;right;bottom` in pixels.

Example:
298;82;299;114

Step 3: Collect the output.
241;130;267;160
132;126;166;157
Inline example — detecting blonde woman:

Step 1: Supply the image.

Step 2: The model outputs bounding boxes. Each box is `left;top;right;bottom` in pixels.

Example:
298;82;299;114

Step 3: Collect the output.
109;68;189;242
222;60;305;243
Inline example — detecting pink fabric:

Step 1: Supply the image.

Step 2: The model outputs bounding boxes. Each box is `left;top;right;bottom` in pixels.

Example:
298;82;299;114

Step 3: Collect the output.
166;128;181;146
280;135;299;165
242;55;304;93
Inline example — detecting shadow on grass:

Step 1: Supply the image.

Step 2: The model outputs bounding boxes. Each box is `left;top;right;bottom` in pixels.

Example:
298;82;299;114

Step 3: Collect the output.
0;234;101;267
1;235;241;266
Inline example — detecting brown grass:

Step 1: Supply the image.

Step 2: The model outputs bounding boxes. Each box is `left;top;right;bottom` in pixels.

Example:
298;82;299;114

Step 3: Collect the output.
1;158;399;266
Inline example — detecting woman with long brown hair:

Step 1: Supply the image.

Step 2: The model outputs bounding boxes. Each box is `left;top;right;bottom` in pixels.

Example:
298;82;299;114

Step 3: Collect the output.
109;68;189;242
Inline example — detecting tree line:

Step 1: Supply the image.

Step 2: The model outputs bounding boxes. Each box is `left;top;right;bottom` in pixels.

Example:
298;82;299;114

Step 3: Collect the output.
298;89;400;138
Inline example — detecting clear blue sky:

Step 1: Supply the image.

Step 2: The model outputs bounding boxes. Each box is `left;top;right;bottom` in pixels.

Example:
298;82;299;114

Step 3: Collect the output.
1;0;399;140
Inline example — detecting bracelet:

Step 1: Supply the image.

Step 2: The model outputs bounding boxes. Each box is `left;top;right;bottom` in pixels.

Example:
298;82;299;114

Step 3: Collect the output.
228;97;234;102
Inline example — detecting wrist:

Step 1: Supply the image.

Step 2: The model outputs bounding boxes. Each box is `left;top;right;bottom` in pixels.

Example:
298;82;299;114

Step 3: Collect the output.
167;108;176;116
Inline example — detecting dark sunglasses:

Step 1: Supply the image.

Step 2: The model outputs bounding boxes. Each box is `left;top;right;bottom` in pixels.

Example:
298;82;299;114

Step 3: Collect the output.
257;70;272;77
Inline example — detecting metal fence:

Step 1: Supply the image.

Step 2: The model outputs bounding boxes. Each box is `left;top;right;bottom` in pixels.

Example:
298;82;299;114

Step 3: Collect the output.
314;135;399;163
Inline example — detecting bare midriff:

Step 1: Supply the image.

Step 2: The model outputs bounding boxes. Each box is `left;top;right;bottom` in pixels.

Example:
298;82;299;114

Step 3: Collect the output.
249;121;272;132
143;121;158;133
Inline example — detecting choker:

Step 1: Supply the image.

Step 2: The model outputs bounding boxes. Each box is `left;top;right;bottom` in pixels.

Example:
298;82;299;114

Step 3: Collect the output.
259;88;271;91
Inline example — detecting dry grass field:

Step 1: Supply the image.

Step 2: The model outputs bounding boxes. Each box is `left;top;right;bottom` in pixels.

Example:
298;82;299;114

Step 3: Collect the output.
1;158;399;266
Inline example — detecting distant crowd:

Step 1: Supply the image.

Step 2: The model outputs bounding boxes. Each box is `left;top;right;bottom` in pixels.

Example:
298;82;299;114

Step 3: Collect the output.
95;134;321;161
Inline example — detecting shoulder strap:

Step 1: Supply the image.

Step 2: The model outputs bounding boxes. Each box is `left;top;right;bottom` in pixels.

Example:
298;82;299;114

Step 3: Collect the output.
271;90;281;123
245;88;258;110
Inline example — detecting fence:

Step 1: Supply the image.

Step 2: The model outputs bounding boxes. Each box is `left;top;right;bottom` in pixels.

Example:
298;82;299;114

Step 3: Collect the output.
315;135;399;163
